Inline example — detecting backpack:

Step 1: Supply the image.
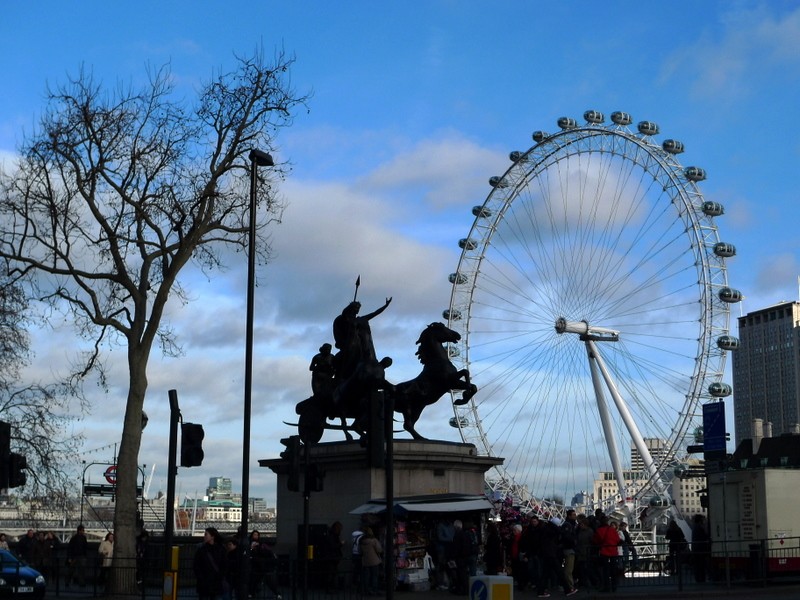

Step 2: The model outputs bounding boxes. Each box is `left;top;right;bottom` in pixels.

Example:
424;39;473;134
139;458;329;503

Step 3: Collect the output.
352;534;364;555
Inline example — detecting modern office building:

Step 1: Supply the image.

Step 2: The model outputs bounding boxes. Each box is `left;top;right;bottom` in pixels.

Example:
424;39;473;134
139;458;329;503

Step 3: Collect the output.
732;301;800;443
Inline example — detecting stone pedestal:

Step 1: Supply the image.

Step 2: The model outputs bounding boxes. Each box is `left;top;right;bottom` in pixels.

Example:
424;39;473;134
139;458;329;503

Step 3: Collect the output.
260;439;502;556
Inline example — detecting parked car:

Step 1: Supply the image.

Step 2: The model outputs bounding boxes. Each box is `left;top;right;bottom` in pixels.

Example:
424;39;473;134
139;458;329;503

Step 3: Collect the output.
0;549;46;599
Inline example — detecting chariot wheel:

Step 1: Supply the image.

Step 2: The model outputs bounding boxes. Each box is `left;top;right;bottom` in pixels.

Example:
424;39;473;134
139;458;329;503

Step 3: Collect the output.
445;110;740;517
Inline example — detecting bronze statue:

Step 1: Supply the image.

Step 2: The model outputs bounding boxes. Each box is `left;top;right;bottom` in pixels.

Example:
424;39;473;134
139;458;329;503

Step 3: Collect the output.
294;283;475;444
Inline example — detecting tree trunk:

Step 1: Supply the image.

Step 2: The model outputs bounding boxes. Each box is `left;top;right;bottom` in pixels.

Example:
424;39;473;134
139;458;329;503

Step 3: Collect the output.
109;347;149;594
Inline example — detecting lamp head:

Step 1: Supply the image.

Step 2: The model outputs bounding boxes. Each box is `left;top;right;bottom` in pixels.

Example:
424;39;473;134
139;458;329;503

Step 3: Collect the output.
249;149;274;167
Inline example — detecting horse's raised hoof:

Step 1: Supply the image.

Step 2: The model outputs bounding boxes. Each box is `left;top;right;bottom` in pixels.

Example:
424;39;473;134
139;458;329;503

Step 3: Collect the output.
453;397;470;406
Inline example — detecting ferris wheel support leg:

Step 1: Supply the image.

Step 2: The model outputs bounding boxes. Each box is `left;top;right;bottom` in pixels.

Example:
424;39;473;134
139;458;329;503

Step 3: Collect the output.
587;340;666;496
586;343;627;503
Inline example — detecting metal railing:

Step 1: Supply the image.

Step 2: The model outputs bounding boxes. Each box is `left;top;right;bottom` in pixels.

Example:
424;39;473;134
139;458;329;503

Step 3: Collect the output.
4;535;800;598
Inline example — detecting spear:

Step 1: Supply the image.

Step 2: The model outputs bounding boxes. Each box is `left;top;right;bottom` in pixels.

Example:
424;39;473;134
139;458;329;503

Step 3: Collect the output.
353;275;361;302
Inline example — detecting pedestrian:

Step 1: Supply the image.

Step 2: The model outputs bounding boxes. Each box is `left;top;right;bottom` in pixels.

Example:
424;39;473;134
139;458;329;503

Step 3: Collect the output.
98;532;114;584
691;514;711;583
618;522;637;574
42;532;59;578
31;531;48;573
223;537;241;600
0;533;9;551
66;525;88;587
592;516;620;593
449;519;470;595
464;521;480;577
359;527;382;596
194;527;226;600
16;529;35;563
321;521;344;593
509;523;527;590
254;535;281;600
665;519;687;575
535;517;578;598
574;516;597;590
561;510;579;590
483;522;504;576
136;530;150;586
434;519;455;591
350;526;365;591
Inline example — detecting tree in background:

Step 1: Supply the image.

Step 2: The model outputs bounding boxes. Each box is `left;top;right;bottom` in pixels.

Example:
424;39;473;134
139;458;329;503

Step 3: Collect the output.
0;274;85;500
0;48;309;591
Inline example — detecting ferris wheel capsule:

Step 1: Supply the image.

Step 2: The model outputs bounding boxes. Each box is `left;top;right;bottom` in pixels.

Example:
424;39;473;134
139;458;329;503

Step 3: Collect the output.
449;272;468;285
716;335;740;351
489;175;509;188
702;201;724;216
662;139;685;154
637;121;660;136
684;166;707;182
610;111;633;125
472;205;493;218
584;110;604;124
510;150;528;163
458;238;477;250
532;131;548;143
713;242;736;258
449;416;469;428
718;287;743;303
648;495;671;508
708;382;733;397
443;308;462;321
557;117;578;130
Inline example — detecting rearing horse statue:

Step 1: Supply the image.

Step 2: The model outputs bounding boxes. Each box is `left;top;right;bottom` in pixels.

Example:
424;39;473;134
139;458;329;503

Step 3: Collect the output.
390;321;477;439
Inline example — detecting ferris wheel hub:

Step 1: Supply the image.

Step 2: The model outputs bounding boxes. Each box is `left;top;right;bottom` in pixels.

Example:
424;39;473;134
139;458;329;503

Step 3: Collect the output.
555;317;620;341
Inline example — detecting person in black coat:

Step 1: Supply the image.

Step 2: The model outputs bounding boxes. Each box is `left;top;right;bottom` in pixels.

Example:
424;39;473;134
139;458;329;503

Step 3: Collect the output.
194;527;226;600
483;522;505;576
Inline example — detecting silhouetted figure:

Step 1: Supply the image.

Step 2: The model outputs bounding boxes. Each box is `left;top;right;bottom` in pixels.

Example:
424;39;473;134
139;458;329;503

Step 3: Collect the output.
310;343;335;396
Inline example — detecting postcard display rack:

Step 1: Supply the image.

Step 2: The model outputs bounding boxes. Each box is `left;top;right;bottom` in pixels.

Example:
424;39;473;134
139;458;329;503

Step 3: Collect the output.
394;520;433;591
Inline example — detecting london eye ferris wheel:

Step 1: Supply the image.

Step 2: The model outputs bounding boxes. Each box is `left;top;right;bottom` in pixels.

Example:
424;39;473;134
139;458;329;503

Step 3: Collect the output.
445;109;741;518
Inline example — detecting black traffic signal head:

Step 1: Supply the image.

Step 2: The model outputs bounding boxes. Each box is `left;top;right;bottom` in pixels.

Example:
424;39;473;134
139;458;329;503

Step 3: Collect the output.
305;463;325;492
8;452;27;488
280;436;301;492
180;423;205;467
0;421;9;489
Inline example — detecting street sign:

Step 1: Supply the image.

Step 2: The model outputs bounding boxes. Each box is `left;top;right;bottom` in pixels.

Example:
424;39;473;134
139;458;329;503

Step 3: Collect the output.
703;401;726;459
84;483;142;497
104;465;117;484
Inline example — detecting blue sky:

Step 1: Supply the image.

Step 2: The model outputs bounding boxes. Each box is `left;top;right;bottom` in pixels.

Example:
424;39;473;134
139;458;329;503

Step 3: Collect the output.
2;1;799;507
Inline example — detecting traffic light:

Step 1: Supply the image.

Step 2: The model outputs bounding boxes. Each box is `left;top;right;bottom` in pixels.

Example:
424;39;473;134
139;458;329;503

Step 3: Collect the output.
366;394;385;468
280;436;301;492
180;423;205;467
305;463;325;492
0;421;10;489
8;453;27;488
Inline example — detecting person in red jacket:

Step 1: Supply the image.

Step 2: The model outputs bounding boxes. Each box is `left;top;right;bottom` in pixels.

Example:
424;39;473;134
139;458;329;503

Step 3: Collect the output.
592;517;621;592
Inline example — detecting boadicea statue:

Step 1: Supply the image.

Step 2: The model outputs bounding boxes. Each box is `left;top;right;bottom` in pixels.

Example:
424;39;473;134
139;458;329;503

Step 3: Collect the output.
295;279;477;444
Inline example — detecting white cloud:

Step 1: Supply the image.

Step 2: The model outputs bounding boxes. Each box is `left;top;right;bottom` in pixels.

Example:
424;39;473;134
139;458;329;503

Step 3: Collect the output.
660;5;800;99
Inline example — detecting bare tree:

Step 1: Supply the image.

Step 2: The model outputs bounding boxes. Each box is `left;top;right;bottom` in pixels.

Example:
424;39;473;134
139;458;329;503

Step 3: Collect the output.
0;275;85;498
0;49;308;590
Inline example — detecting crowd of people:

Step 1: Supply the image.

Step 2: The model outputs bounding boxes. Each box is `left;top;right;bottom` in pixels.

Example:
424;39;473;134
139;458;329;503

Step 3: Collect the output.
497;508;710;597
0;525;97;587
193;527;281;600
421;508;712;597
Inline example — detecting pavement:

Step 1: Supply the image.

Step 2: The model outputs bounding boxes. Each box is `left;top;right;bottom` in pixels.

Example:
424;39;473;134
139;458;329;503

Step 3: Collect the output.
388;578;800;600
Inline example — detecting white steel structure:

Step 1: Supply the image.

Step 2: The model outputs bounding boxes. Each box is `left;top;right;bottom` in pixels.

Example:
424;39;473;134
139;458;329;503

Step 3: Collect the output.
445;110;739;517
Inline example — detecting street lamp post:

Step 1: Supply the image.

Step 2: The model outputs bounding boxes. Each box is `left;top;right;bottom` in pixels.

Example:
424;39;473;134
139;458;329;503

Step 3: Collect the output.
241;149;274;585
